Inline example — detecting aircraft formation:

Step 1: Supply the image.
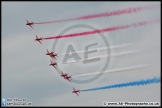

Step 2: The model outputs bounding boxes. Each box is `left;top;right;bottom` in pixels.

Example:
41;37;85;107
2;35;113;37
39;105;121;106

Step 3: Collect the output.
26;20;80;96
25;3;160;97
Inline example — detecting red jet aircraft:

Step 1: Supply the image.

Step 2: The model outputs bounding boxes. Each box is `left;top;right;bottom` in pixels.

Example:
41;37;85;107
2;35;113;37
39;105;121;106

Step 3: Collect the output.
26;20;34;28
60;71;71;82
50;53;58;60
61;71;68;78
64;74;72;82
46;49;58;60
49;60;57;69
35;35;43;44
72;87;80;96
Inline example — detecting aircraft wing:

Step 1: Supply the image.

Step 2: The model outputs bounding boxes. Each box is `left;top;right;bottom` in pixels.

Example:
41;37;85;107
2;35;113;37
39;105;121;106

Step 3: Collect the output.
75;92;79;96
29;25;33;28
53;65;57;69
36;35;38;39
26;20;29;23
73;87;75;91
47;49;49;53
49;55;53;59
49;54;53;58
38;40;42;44
66;78;71;82
51;55;56;60
54;56;57;60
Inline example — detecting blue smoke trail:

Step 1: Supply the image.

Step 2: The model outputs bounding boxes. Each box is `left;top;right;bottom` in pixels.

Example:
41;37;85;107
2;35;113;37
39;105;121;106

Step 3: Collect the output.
80;76;160;92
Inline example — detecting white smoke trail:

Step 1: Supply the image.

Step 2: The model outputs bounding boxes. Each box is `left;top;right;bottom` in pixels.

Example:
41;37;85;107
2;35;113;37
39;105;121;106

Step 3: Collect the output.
59;43;132;56
59;50;138;64
73;64;149;77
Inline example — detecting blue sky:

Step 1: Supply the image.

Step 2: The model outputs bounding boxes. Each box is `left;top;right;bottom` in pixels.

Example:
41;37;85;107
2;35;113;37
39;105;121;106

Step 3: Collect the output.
2;2;160;106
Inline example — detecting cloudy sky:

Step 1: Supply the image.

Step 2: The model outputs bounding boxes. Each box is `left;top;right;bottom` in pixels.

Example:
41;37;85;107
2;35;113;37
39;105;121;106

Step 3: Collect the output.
2;2;160;106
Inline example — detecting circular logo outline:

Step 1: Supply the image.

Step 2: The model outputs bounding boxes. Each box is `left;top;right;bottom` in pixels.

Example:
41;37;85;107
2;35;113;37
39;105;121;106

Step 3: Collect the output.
52;24;111;84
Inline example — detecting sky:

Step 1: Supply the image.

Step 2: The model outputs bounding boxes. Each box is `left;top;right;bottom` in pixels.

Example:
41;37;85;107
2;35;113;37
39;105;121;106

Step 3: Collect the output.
2;1;161;106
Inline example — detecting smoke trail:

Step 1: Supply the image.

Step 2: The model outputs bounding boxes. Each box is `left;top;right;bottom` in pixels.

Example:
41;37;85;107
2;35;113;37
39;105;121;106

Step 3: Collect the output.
59;43;132;56
73;64;148;78
43;19;160;40
34;4;160;24
80;76;160;92
59;50;138;64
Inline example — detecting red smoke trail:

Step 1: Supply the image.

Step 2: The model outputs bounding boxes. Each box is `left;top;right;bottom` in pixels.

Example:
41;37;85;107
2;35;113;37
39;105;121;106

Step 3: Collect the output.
34;4;159;24
43;19;160;40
